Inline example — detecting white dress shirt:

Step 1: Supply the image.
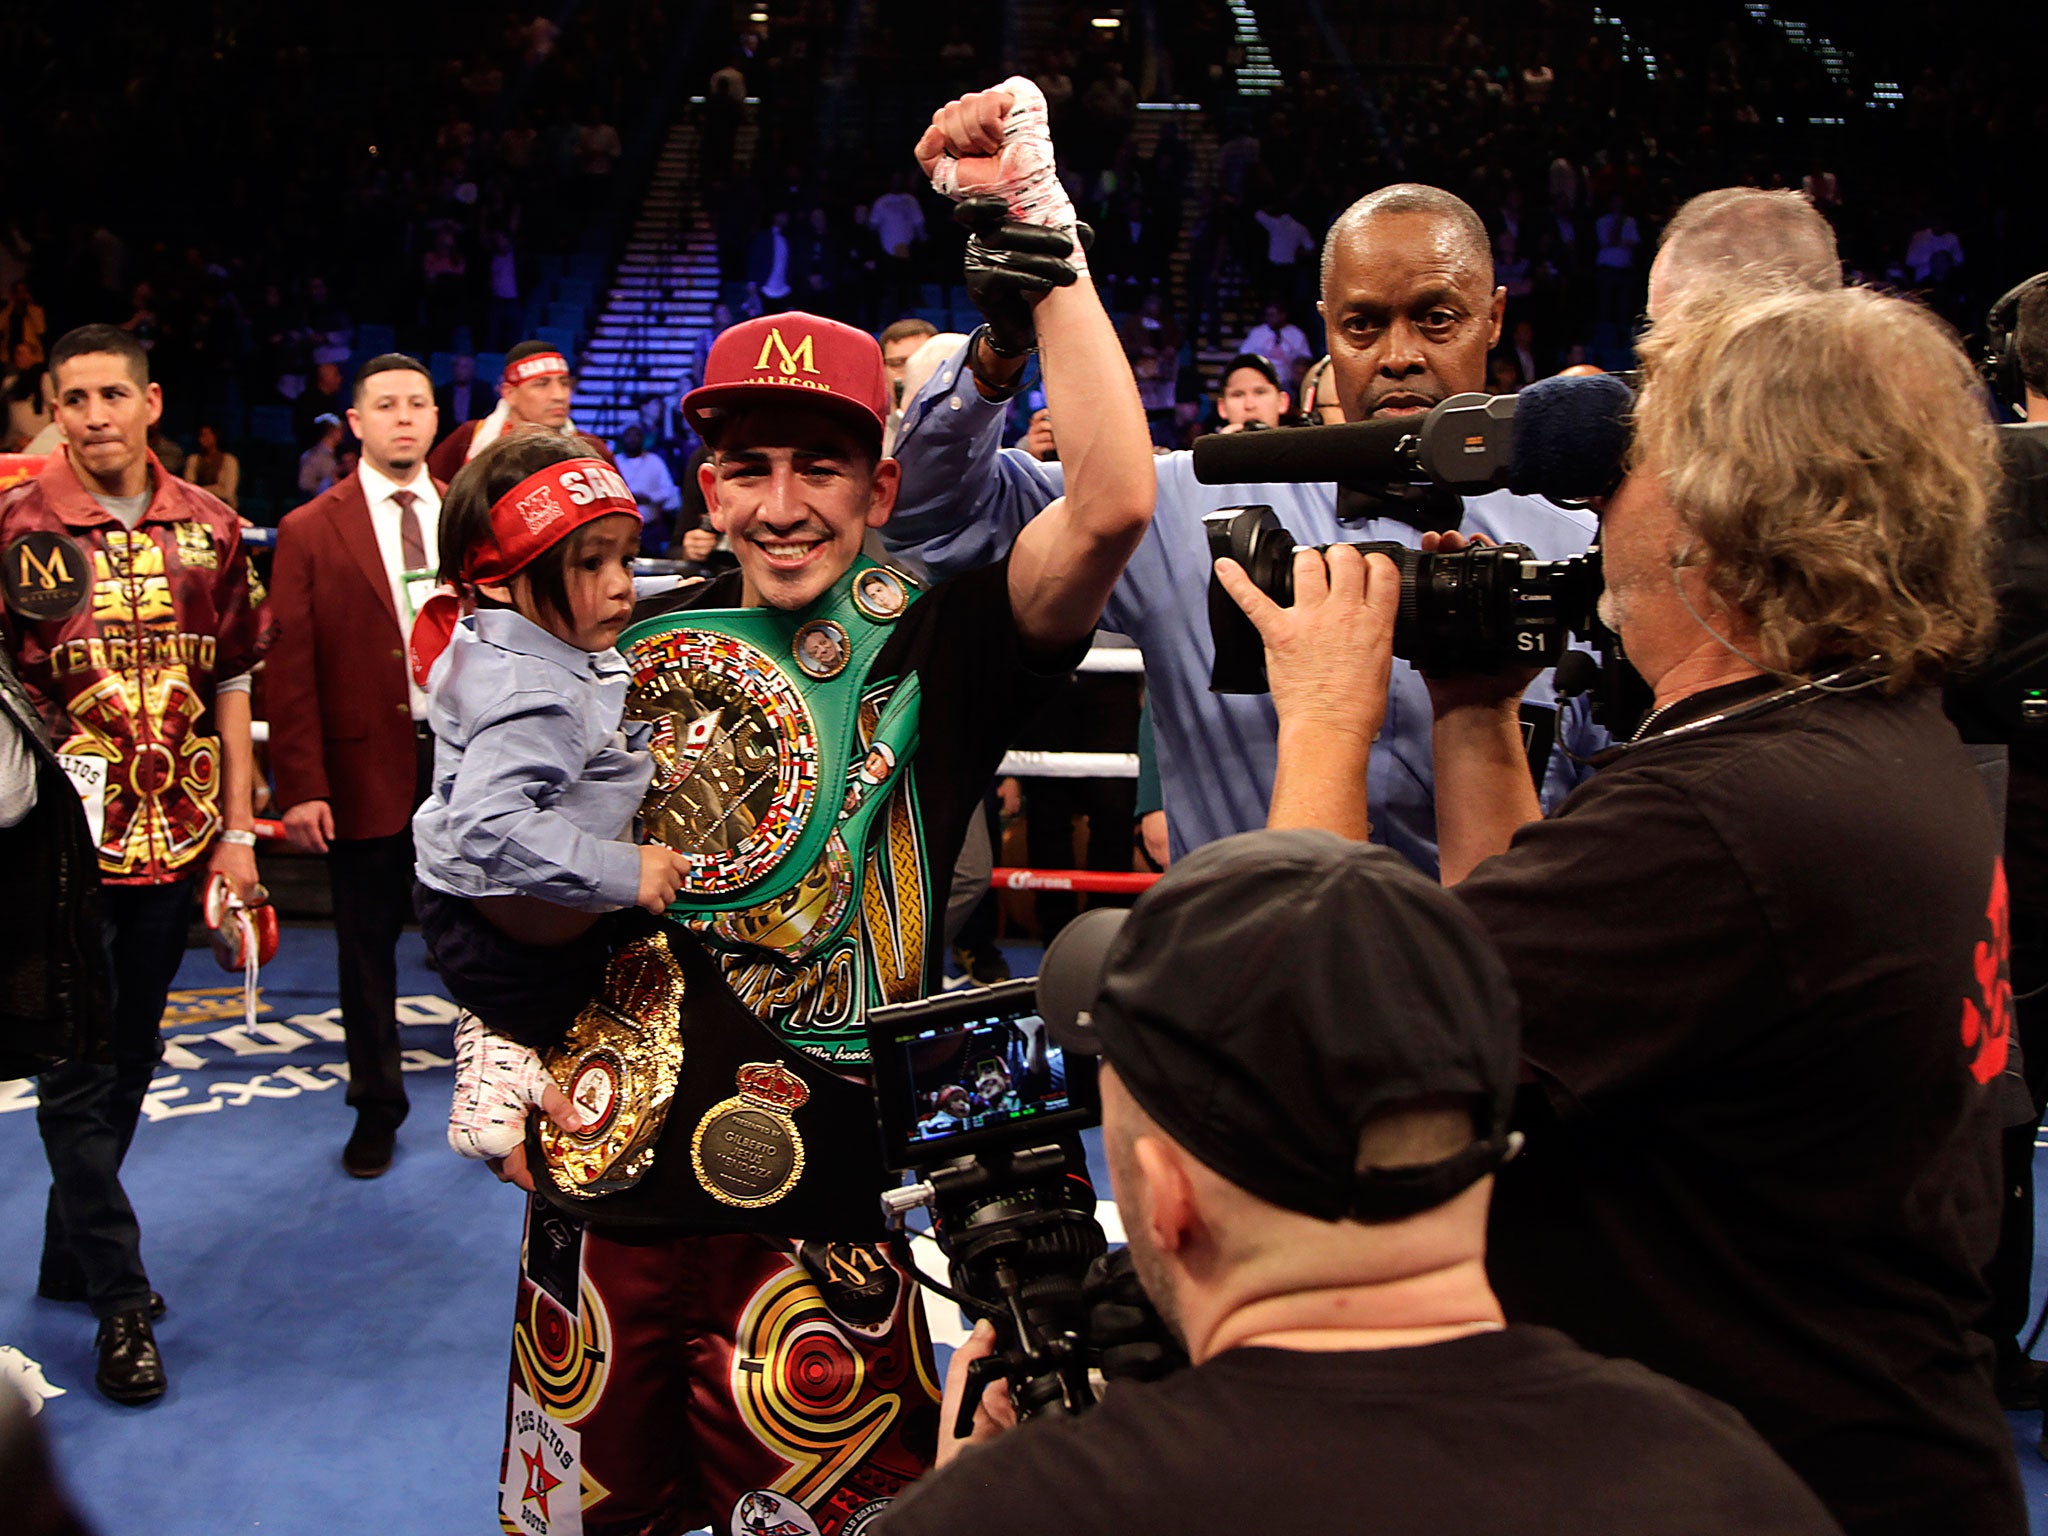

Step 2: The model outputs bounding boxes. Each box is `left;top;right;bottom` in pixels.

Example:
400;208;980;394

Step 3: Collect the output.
357;459;442;720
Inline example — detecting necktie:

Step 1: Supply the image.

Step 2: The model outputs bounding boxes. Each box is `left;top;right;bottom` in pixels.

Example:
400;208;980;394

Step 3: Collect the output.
394;489;426;571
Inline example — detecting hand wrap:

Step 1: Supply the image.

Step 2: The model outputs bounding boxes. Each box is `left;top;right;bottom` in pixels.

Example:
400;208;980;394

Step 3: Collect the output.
448;1012;559;1161
927;76;1087;276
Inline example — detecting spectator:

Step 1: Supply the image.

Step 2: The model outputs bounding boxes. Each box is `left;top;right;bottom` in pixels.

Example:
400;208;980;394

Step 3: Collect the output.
1593;195;1641;323
1254;199;1317;305
436;354;491;436
180;424;241;510
3;345;51;452
1238;301;1311;380
1507;319;1539;385
870;172;928;311
886;831;1846;1536
691;303;736;398
299;414;344;497
1904;215;1964;285
1116;291;1183;440
486;232;521;349
0;280;47;367
296;360;350;445
1213;354;1289;433
421;229;469;344
748;208;794;313
615;424;680;546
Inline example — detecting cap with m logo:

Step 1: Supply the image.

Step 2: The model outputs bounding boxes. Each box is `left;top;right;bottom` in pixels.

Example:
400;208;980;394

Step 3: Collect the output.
683;313;890;452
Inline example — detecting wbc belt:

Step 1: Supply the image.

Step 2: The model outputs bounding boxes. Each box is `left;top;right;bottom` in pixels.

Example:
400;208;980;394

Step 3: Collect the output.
529;560;933;1234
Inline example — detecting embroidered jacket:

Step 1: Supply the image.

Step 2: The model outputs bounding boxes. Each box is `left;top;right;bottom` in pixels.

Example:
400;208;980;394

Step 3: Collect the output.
0;451;266;884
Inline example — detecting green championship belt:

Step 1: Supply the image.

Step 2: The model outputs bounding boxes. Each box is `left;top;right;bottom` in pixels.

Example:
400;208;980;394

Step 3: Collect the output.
532;559;935;1228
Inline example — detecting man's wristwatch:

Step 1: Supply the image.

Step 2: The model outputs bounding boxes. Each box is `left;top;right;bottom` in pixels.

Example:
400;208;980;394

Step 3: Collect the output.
220;829;258;848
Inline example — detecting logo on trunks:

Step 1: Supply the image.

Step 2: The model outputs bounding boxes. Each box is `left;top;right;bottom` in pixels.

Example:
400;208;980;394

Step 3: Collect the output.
1962;857;2014;1085
798;1241;901;1332
2;531;90;620
691;1063;809;1209
732;1489;821;1536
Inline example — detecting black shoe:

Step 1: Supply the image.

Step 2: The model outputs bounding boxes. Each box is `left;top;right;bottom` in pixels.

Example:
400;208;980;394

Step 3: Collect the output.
37;1277;164;1321
343;1114;398;1178
95;1308;166;1404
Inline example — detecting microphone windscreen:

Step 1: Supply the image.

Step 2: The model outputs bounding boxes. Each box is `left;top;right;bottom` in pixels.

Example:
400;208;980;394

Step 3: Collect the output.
1506;373;1635;500
1192;417;1419;485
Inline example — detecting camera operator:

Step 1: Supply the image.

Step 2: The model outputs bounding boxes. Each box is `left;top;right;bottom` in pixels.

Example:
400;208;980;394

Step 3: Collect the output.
879;831;1843;1536
1224;285;2025;1535
886;93;1601;874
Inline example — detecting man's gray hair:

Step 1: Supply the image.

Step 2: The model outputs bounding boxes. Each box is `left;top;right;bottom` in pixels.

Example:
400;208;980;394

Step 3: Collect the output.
1320;184;1493;294
1653;188;1840;314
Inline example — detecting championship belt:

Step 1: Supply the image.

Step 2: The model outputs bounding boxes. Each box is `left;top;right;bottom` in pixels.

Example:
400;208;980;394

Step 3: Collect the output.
533;929;687;1198
530;559;930;1229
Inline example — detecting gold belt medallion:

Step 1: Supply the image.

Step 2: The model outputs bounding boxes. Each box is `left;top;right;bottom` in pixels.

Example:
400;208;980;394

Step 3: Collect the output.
537;933;687;1198
690;1063;811;1209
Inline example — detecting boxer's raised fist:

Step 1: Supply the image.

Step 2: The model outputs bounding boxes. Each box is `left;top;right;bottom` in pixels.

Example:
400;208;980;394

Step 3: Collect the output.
914;77;1085;274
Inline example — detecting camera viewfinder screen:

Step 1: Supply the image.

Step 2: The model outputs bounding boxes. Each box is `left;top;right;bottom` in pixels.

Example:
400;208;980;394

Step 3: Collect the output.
903;1012;1069;1147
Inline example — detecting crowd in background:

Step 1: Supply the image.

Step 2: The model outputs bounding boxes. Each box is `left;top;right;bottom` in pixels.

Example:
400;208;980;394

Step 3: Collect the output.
2;0;2044;511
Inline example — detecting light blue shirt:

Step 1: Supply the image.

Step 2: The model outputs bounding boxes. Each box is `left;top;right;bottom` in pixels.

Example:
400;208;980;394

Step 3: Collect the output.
884;340;1606;875
413;609;652;912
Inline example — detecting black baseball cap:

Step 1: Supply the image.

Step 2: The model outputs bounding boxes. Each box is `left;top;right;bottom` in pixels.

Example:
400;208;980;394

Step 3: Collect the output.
1037;829;1522;1223
1219;353;1282;392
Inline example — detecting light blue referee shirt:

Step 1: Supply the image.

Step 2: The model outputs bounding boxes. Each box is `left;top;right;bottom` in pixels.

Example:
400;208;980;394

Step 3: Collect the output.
883;340;1606;876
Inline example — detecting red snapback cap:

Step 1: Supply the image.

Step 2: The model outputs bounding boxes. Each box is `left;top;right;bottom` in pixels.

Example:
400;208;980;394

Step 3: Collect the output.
682;313;890;450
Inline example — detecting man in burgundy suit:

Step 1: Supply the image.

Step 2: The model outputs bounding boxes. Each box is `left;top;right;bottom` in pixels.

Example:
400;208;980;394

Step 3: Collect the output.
268;353;443;1177
423;338;578;484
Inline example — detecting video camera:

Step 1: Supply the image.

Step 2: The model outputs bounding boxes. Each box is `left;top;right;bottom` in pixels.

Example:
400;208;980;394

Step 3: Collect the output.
867;980;1111;1428
1191;375;1648;726
1204;505;1607;687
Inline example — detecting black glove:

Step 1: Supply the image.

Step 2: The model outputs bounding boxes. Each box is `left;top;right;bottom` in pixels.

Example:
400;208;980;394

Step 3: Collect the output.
956;195;1094;360
1083;1247;1190;1385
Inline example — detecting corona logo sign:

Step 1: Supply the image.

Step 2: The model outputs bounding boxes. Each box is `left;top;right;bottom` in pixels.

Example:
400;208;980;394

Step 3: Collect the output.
754;327;819;378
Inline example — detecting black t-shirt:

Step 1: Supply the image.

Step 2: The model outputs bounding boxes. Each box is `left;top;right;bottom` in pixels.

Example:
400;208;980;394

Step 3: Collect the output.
1457;677;2023;1536
878;1329;1844;1536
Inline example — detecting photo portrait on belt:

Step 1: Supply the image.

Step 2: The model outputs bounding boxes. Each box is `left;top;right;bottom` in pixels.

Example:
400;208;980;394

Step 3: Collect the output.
794;619;848;678
855;566;908;620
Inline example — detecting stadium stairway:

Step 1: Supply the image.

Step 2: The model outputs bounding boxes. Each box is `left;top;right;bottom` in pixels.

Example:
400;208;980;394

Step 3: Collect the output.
569;109;757;442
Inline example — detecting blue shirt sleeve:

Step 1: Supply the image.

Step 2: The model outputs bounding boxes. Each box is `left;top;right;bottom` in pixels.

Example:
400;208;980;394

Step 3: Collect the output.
440;689;644;912
884;338;1068;573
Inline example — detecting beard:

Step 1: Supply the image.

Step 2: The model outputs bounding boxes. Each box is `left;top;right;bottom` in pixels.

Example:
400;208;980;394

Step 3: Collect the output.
1123;1222;1188;1351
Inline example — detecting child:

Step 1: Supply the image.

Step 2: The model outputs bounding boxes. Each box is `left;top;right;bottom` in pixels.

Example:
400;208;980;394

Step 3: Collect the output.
407;433;690;1171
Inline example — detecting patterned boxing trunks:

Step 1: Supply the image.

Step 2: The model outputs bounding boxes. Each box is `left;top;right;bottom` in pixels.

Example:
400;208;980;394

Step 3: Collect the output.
501;1203;940;1536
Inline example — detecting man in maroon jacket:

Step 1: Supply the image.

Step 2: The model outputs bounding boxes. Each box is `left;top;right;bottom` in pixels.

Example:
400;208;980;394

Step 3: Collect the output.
268;353;443;1178
1;324;264;1403
422;339;577;483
